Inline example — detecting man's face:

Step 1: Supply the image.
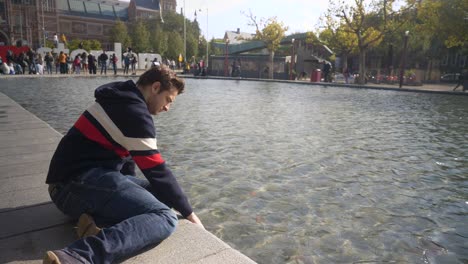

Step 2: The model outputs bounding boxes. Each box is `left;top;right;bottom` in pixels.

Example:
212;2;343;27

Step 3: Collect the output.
147;83;178;115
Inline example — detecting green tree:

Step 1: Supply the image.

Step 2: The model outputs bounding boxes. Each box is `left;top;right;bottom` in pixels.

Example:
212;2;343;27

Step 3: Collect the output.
326;0;419;83
246;11;288;79
110;20;131;51
197;36;208;61
210;38;223;56
130;20;150;53
45;39;55;49
85;40;102;51
166;31;183;60
409;0;468;49
67;39;101;51
396;0;468;78
105;11;200;61
162;12;184;34
331;0;389;83
317;9;358;71
150;23;168;56
186;34;198;61
67;39;82;51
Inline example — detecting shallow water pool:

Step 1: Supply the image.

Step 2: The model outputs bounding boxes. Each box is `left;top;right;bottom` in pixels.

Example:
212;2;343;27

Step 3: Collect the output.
1;77;467;263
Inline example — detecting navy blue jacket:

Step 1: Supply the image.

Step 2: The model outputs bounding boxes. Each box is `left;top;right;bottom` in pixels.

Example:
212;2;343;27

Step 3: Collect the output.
46;80;192;217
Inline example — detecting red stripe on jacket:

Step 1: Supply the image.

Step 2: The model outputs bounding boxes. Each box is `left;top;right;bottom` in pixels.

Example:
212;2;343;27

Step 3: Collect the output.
74;114;129;158
133;153;165;170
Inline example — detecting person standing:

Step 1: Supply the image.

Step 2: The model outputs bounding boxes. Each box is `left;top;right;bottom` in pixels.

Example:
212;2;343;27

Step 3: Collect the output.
27;48;36;74
99;51;108;75
123;48;133;75
73;55;81;75
81;52;88;75
131;54;138;75
44;52;54;75
151;57;160;68
53;33;59;48
61;34;67;48
54;53;60;74
343;67;350;84
110;53;118;75
58;51;67;74
36;54;44;75
88;53;97;74
123;55;130;75
43;65;203;263
322;61;331;82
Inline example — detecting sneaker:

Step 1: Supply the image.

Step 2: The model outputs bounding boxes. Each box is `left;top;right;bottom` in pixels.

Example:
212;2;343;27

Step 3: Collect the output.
43;249;88;264
76;213;101;239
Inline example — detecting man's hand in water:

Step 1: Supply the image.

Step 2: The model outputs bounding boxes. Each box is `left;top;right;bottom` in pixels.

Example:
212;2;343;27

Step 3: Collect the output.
186;212;205;229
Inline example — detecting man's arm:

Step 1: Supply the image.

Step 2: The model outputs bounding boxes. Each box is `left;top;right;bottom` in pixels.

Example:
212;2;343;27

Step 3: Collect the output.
131;151;204;228
131;152;193;217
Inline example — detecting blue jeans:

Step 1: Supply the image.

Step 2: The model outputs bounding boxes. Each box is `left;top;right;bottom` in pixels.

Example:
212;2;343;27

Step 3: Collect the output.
49;168;178;263
100;63;107;74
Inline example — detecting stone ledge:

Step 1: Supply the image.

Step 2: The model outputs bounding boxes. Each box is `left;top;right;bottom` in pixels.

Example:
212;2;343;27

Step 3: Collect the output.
0;216;255;264
0;92;257;263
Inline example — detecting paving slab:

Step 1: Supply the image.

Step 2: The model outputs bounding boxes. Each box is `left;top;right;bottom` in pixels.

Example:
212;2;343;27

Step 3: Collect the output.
0;161;50;179
0;173;52;198
0;121;50;131
0;136;62;148
0;220;255;264
0;185;51;211
0;224;76;264
0;92;256;264
0;151;55;166
0;143;58;157
0;203;71;239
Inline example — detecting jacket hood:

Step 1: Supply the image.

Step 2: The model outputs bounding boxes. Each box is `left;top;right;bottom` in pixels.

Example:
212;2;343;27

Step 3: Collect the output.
95;80;146;105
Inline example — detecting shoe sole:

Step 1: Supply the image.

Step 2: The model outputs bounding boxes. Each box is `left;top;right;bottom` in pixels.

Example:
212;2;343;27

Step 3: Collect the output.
76;214;101;239
43;251;60;264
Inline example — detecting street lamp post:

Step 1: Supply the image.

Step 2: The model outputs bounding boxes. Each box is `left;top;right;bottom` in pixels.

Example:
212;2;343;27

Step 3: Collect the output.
41;0;45;47
224;38;229;76
205;8;208;68
183;0;186;64
399;31;410;88
290;38;295;80
198;8;209;69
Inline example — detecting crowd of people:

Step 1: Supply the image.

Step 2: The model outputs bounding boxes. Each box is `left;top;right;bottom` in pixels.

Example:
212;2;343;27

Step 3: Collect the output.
0;47;180;76
0;48;113;76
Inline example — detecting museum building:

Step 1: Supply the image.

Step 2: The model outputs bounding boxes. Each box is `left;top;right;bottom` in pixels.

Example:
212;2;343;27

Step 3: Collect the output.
0;0;176;49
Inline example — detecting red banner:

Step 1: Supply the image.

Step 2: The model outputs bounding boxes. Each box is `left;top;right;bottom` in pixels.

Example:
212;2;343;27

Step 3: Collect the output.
0;46;30;62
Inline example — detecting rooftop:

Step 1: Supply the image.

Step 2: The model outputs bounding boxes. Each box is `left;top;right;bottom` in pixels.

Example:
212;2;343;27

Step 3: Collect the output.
57;0;129;20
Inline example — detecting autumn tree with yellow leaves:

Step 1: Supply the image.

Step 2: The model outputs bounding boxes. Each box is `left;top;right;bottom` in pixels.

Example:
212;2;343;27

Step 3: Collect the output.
317;9;358;73
245;11;288;79
331;0;386;83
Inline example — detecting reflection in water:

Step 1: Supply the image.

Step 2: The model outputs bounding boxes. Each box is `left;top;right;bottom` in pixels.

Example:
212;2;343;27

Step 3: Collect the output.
1;77;467;263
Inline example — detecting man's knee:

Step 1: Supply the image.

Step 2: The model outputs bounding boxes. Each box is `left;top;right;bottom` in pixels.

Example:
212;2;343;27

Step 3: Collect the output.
145;209;178;242
163;209;178;230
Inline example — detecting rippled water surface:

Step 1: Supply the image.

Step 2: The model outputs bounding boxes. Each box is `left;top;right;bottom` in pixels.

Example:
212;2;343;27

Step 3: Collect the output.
1;77;467;263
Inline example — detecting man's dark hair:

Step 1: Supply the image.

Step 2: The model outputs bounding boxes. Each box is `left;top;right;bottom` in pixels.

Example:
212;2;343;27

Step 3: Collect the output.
136;65;185;94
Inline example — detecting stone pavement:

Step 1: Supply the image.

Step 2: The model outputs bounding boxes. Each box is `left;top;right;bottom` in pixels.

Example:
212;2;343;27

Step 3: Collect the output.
0;92;256;264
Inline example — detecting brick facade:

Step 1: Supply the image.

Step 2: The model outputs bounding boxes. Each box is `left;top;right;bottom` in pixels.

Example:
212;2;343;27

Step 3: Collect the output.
0;0;176;49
